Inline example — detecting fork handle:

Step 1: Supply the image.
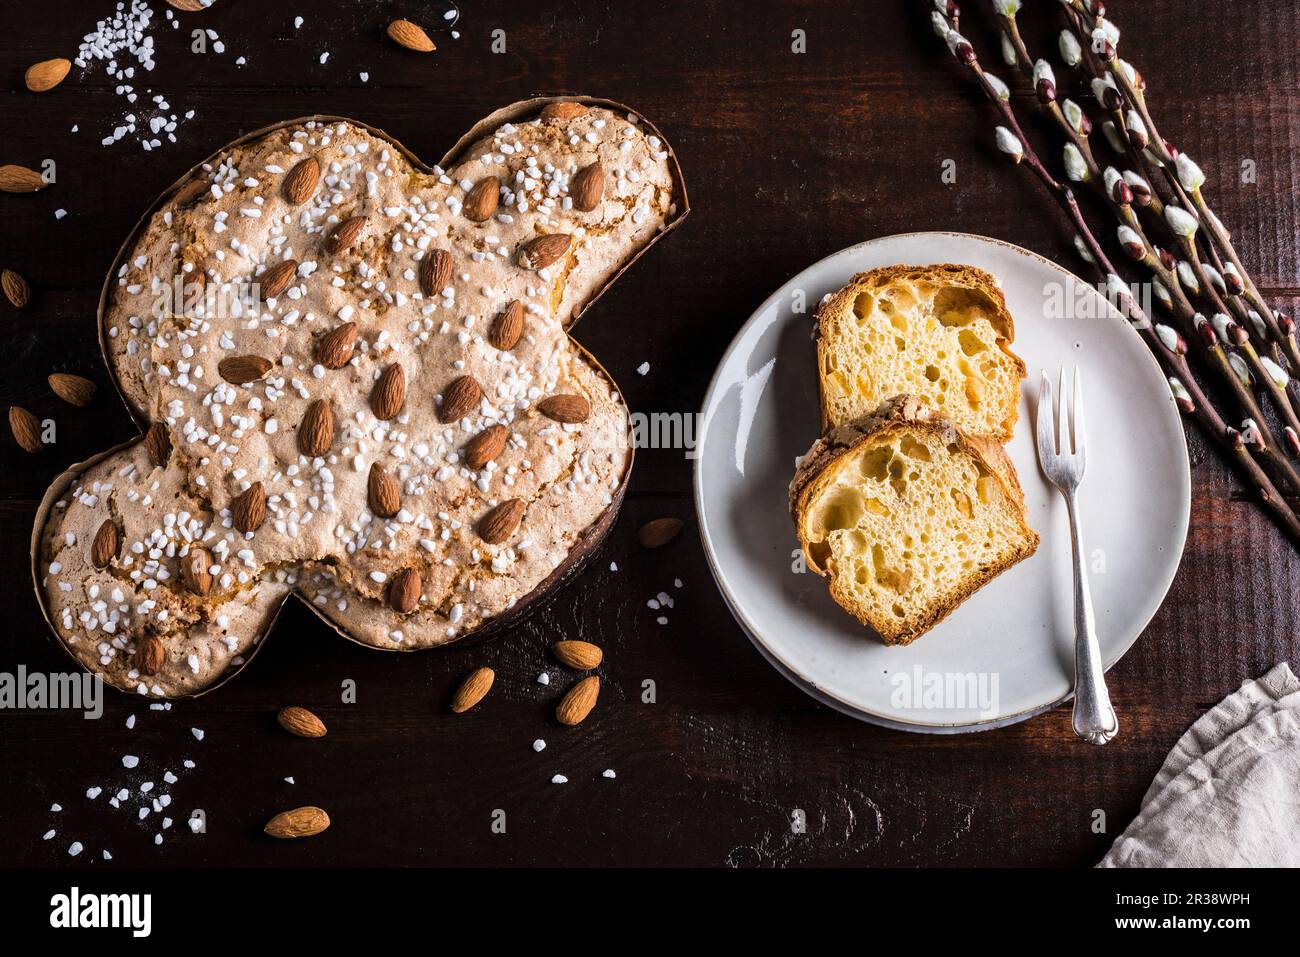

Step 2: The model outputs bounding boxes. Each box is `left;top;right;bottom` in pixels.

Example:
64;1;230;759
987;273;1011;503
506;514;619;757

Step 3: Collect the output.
1064;491;1118;745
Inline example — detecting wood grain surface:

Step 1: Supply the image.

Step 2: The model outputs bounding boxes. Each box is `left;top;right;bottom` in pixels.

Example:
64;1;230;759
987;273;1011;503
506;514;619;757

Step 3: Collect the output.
2;0;1297;868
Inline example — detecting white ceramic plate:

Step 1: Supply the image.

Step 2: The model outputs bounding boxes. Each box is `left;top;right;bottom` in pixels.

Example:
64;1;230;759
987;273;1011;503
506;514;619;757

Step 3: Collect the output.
694;232;1189;732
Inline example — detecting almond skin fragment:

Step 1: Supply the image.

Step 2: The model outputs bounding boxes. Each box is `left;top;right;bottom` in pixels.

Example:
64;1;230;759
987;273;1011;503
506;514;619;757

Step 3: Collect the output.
450;667;495;713
368;463;400;518
298;400;334;458
439;375;483;423
172;178;209;207
282;157;319;205
518;233;572;271
315;322;358;369
218;355;273;385
490;300;523;351
48;373;96;407
638;517;684;548
9;406;43;453
325;215;366;254
478;499;525;544
541;102;589;121
464;424;507;470
135;636;165;677
463;177;499;222
264;806;330;839
557;676;600;726
259;259;299;300
552;640;603;670
2;269;31;308
538;394;590;424
371;364;406;420
387;18;436;52
0;165;47;193
143;421;171;467
232;482;267;533
389;568;422;614
25;58;71;93
572;162;605;212
419;248;453;297
92;520;119;568
277;706;327;738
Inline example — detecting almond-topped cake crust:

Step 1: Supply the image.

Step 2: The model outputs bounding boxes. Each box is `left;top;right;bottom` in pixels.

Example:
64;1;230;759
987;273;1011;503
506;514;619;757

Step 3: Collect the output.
36;105;681;697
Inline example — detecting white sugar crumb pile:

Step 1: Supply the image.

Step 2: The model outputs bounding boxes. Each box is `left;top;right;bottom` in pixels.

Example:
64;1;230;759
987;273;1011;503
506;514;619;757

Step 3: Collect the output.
41;704;204;861
72;1;236;151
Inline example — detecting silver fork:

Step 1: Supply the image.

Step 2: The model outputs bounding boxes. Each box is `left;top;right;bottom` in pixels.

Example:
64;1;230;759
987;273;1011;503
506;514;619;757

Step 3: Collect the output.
1036;367;1118;745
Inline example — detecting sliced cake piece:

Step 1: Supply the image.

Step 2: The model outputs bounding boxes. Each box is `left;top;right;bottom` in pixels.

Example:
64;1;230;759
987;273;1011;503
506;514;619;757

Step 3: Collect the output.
816;263;1026;441
790;396;1038;645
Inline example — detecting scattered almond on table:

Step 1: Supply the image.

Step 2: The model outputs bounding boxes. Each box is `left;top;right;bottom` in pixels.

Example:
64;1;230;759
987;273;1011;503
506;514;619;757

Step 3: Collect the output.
450;667;495;713
552;640;603;670
2;269;31;308
48;373;96;407
0;166;46;193
387;19;436;53
9;406;43;453
639;517;684;548
24;58;71;93
277;706;327;738
264;806;330;839
557;676;600;726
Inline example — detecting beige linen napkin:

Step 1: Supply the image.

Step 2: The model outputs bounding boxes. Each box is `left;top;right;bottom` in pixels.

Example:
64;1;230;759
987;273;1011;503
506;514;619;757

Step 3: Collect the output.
1099;663;1300;867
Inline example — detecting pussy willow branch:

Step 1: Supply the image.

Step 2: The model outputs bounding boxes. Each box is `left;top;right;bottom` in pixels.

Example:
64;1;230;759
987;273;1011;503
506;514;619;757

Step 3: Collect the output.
929;2;1300;544
1048;0;1300;435
982;4;1300;444
1058;0;1300;375
985;2;1300;492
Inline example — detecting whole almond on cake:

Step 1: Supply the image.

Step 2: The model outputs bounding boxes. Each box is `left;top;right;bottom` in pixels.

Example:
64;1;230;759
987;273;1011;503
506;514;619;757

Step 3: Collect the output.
325;216;366;254
419;249;454;297
518;233;572;270
462;177;499;222
572;162;605;212
541;102;589;122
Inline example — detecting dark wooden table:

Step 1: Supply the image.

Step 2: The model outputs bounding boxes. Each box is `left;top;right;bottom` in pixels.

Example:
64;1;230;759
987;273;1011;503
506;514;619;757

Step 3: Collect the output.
2;0;1297;868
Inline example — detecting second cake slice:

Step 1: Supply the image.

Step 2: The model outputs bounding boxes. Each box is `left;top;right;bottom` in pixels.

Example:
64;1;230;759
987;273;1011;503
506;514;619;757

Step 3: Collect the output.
790;396;1039;645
